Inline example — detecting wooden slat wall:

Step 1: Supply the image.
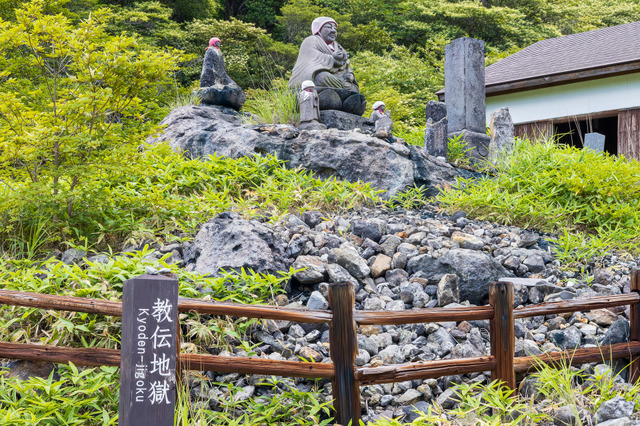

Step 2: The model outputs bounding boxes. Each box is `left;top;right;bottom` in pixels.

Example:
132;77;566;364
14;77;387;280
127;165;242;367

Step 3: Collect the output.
514;120;553;143
618;109;640;161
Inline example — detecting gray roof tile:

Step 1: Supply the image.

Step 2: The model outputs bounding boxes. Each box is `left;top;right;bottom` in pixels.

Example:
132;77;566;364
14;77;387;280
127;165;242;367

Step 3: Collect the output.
486;21;640;87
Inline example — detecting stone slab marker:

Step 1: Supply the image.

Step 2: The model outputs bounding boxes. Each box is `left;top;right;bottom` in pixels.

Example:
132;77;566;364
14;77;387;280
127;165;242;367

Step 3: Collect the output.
445;37;490;162
488;107;515;164
424;100;448;158
120;274;179;426
584;132;605;152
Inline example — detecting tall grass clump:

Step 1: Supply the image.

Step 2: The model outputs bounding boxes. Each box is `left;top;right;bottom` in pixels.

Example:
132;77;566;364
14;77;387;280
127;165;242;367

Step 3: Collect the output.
437;138;640;264
244;78;300;125
0;143;380;255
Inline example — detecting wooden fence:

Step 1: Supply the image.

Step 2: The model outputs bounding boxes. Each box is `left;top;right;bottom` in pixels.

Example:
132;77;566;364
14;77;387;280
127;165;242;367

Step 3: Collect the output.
0;270;639;425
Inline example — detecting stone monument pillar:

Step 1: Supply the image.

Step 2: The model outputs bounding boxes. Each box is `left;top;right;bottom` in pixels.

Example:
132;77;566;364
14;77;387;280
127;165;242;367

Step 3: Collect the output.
584;132;605;152
488;107;515;164
424;100;448;158
444;37;490;162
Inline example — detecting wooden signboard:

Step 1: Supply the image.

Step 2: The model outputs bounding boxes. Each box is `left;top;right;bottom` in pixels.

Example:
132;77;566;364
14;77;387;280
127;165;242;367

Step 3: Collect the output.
119;274;179;426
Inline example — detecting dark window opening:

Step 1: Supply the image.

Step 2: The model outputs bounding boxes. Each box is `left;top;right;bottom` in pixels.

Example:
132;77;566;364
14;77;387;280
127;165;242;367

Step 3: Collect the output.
554;115;618;155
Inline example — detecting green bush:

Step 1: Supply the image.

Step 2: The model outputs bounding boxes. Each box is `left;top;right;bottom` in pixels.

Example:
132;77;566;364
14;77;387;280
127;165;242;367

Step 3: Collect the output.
0;364;119;425
437;138;640;264
244;78;300;125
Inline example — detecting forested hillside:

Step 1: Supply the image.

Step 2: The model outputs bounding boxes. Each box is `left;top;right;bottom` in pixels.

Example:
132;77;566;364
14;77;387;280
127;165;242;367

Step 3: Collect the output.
3;0;639;129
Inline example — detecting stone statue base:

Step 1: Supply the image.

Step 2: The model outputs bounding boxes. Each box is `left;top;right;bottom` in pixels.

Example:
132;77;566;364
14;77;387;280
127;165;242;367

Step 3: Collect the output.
448;130;491;164
299;121;327;130
316;87;366;116
320;110;374;132
194;84;246;111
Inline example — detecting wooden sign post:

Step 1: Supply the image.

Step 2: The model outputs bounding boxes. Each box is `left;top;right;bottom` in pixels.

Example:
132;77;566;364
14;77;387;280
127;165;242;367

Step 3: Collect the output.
119;274;179;426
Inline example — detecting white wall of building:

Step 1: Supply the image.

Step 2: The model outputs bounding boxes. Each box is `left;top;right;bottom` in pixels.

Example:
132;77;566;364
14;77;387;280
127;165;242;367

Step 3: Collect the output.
485;72;640;124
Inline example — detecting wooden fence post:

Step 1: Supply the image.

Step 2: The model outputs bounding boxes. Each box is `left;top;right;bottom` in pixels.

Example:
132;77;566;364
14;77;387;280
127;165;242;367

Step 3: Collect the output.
119;274;179;426
328;282;360;425
489;281;515;390
630;269;640;383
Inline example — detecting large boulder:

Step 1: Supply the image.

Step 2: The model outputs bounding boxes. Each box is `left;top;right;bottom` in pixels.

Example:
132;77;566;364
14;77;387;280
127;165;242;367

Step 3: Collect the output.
150;105;478;198
183;212;291;276
407;249;510;304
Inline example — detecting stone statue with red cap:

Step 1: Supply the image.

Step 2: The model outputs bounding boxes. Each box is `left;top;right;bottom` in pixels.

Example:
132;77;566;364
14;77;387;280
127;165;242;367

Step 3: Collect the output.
196;37;245;111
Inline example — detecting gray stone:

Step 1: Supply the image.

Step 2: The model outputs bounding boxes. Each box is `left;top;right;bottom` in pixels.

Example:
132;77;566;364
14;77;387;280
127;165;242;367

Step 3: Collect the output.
397;389;421;405
329;246;370;279
386;300;405;311
371;254;392;278
595;397;635;423
437;274;459;306
150;105;479;199
425;118;448;158
378;345;404;364
306;291;329;311
519;376;544;402
351;220;383;242
183;212;290;276
358;335;379;356
600;319;629;346
451;231;484;250
554;405;579;426
61;248;85;265
292;255;326;284
437;249;510;305
7;360;57;381
325;263;355;283
319;110;373;132
596;418;633;426
548;326;582;350
488;107;515;164
444;38;486;134
435;388;457;409
449;129;491;162
381;235;402;257
426;100;447;123
402;401;431;423
196;85;246;111
427;328;456;355
523;254;545;273
235;385;255;402
301;211;325;228
364;297;385;310
584;132;605;152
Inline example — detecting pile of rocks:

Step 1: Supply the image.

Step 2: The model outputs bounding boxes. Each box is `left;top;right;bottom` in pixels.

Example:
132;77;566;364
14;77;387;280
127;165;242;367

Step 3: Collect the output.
167;205;637;424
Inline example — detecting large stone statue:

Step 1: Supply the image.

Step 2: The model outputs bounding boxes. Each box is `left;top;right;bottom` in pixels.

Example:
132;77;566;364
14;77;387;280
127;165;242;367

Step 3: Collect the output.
289;17;365;116
195;37;246;111
298;80;326;130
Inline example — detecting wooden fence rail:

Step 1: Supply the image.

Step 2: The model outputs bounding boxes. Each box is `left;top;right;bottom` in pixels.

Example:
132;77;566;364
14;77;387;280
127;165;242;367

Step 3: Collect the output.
0;269;639;425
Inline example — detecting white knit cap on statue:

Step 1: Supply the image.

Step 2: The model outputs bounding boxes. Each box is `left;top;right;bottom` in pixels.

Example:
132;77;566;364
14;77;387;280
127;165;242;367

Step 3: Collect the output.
372;101;386;110
301;80;315;90
312;17;337;35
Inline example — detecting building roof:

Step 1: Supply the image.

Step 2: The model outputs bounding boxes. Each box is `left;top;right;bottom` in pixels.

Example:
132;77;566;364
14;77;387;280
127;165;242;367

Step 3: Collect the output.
485;21;640;90
437;21;640;99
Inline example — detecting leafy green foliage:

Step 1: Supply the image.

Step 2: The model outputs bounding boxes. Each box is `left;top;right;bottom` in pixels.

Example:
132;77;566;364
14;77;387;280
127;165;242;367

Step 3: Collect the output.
0;364;119;425
244;78;300;125
386;185;429;210
437;138;640;264
0;1;184;234
176;377;334;425
0;142;380;254
352;45;442;129
446;134;474;167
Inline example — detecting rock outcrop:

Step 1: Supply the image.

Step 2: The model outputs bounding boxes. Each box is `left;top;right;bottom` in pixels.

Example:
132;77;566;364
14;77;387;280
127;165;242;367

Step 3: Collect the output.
150;105;479;198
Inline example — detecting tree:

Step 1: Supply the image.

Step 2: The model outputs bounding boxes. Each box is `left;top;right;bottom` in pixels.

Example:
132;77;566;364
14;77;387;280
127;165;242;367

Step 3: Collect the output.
0;1;184;222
